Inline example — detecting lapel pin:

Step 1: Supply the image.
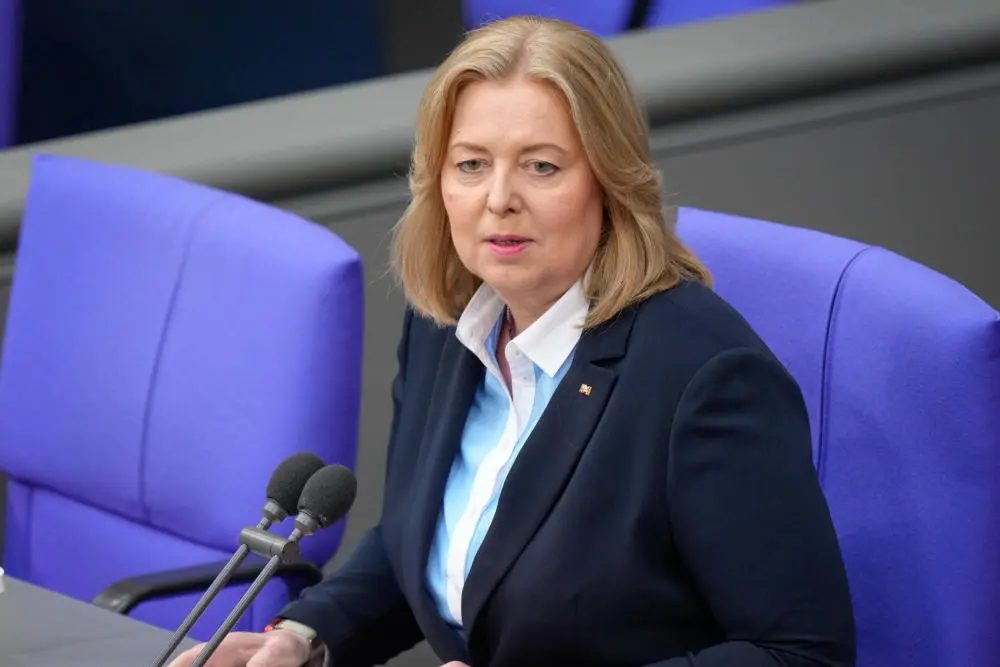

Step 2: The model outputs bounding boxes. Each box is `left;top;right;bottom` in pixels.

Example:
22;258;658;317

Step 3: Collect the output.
578;383;592;396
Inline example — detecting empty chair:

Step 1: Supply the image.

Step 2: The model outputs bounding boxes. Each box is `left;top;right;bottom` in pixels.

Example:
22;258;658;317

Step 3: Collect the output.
677;208;1000;667
464;0;632;36
463;0;798;36
646;0;797;27
0;0;18;147
0;155;364;638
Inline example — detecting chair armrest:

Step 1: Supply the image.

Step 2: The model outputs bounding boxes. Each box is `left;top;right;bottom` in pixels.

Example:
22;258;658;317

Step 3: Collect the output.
92;554;324;615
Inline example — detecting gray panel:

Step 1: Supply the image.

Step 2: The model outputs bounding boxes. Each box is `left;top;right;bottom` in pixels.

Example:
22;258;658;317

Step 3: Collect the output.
0;577;197;666
377;0;465;74
651;65;1000;306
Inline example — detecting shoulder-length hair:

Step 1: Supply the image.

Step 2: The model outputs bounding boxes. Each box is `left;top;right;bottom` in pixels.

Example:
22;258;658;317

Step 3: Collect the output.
391;15;710;328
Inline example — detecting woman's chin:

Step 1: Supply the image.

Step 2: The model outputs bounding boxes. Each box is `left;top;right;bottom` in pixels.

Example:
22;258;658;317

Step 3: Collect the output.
479;270;539;298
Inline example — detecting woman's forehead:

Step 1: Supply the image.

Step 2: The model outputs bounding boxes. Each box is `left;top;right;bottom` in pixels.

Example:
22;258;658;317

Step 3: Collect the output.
449;79;579;150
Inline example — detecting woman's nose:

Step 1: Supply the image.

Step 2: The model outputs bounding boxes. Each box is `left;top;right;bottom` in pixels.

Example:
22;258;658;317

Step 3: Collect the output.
486;171;519;216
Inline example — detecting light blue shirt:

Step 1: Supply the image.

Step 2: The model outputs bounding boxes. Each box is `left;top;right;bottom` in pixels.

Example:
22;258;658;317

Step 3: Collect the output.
424;279;591;630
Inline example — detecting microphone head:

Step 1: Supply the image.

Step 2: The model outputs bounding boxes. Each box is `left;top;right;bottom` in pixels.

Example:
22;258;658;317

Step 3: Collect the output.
297;464;358;529
266;453;326;516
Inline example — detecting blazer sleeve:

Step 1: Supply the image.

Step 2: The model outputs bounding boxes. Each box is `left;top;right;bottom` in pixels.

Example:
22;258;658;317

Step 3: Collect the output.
654;347;856;667
278;309;424;666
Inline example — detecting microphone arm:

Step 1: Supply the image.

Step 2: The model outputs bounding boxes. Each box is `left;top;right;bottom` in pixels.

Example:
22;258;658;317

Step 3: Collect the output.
149;500;289;667
177;464;356;667
187;527;307;667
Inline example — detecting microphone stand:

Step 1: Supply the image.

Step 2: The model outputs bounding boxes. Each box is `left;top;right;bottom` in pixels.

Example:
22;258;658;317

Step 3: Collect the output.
175;463;352;667
187;527;307;667
150;501;288;667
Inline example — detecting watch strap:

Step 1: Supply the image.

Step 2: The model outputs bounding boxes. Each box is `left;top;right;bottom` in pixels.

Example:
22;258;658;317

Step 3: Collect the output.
264;618;326;664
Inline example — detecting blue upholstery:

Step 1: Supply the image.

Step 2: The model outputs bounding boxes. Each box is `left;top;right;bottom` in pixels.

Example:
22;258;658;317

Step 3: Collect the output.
463;0;798;35
678;208;1000;667
0;156;364;639
646;0;796;27
465;0;632;36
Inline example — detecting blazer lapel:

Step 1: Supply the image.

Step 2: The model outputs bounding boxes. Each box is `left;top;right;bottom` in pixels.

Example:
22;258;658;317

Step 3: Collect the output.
401;332;483;628
460;307;637;636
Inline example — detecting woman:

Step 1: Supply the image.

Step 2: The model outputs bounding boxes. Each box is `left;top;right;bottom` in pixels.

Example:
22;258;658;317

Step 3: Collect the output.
172;15;855;667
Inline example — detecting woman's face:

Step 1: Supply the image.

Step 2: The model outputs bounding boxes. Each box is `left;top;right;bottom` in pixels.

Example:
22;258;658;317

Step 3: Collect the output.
441;78;604;318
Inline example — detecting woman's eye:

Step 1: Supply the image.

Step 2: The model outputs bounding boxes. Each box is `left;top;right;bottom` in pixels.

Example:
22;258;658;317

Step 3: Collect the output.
530;161;558;176
457;159;484;173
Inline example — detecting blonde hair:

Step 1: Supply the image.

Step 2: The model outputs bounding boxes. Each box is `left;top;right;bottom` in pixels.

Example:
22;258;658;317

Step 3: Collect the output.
391;15;710;328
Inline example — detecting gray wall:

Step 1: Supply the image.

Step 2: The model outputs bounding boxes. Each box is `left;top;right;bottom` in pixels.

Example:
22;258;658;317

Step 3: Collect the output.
0;1;998;666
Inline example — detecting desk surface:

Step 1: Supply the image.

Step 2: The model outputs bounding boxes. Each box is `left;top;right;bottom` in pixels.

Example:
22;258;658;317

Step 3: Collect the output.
0;575;197;667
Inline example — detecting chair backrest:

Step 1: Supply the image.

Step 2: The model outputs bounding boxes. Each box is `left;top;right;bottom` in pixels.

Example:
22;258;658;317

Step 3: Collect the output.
464;0;633;36
0;0;18;147
462;0;797;35
646;0;796;27
677;208;1000;667
0;156;364;638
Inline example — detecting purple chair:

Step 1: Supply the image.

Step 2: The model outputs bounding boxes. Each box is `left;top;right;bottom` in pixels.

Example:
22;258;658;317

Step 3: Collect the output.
464;0;633;36
463;0;797;36
0;155;364;640
646;0;796;27
0;0;18;147
677;208;1000;667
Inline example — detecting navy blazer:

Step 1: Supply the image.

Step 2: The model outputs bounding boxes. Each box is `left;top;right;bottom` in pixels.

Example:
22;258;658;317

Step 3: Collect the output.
281;281;856;667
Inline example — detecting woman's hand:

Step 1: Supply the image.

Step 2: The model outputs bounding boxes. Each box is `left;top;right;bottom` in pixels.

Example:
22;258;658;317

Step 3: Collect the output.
167;629;311;667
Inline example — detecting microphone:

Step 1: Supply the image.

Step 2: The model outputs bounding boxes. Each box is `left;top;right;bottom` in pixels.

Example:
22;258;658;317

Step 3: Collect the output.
150;452;325;667
188;465;358;667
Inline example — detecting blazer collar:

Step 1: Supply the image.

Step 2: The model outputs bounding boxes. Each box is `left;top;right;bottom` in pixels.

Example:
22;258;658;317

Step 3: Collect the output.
456;277;591;378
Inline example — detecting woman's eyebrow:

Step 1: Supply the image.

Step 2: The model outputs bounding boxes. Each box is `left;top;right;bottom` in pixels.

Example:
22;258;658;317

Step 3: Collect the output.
448;141;569;156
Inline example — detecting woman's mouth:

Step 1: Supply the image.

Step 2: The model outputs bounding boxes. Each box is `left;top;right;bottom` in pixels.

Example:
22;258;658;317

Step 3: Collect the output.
486;236;531;257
